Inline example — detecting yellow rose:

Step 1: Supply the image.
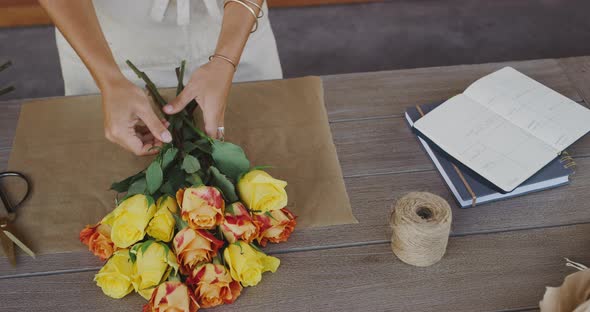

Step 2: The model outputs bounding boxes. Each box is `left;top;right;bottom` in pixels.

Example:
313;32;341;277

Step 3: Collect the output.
223;241;280;287
94;249;134;299
237;170;288;213
146;196;177;242
109;194;157;248
132;241;179;299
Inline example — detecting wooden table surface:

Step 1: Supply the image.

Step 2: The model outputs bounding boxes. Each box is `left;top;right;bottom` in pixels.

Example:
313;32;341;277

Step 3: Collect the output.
1;56;590;311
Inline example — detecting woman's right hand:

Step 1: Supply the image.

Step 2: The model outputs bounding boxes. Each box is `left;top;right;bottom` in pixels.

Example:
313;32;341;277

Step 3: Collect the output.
101;78;172;156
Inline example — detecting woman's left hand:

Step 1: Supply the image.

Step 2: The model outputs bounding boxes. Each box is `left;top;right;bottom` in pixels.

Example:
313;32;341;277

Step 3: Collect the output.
163;58;235;138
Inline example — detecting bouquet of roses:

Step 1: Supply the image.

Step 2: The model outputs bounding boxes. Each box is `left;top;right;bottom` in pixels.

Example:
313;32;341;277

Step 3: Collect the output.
79;61;296;311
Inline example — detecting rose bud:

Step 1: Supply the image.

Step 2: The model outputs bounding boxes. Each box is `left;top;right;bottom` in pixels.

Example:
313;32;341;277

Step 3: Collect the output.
143;281;199;312
132;241;179;300
224;241;280;287
220;202;259;244
80;223;116;260
173;228;224;274
187;263;242;308
94;249;134;299
146;196;178;242
107;194;157;248
238;170;288;213
254;208;297;247
177;186;224;230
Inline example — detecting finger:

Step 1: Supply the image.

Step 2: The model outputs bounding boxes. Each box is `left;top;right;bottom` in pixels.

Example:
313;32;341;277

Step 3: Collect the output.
161;118;171;128
110;127;158;156
139;132;155;144
203;104;222;139
138;108;172;143
163;86;195;114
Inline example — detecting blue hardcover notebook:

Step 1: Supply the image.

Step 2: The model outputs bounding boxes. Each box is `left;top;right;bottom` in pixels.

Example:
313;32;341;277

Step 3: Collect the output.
406;102;575;208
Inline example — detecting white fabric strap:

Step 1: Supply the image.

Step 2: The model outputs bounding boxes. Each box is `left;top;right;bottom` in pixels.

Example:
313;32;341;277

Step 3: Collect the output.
203;0;223;19
176;0;190;25
150;0;170;22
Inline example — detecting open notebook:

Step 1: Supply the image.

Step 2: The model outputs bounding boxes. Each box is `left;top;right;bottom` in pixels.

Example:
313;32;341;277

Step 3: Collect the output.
413;67;590;192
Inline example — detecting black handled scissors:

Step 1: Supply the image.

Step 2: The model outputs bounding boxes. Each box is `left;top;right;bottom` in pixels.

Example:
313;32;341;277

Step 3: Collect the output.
0;171;35;266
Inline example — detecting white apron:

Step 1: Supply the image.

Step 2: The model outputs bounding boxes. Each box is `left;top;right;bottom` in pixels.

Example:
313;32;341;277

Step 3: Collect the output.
56;0;283;96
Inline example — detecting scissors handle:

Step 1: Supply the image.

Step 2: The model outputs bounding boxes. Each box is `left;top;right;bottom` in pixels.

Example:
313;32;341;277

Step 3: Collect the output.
0;171;31;215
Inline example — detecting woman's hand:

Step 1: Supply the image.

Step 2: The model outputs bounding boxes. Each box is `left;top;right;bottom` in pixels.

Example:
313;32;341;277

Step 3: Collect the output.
163;58;235;138
102;78;172;156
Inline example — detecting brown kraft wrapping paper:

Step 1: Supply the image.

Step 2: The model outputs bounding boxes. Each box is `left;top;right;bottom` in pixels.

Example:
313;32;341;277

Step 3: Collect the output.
4;76;357;255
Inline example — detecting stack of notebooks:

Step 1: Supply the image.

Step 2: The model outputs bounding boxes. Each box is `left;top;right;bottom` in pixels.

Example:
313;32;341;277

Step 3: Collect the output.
406;67;590;208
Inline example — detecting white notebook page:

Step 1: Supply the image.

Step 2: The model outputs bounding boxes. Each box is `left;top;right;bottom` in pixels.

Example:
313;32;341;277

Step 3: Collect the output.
464;67;590;151
414;67;590;192
414;94;557;192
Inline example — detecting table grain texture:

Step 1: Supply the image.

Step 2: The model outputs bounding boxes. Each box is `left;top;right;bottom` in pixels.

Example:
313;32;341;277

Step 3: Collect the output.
1;56;590;312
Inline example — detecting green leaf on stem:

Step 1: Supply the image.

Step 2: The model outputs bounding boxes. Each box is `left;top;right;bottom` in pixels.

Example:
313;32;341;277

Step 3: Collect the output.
186;173;204;187
161;147;179;169
181;154;201;174
159;181;174;197
146;161;164;194
172;213;189;231
145;195;155;209
110;171;143;193
208;166;239;203
167;166;186;191
127;178;147;195
211;140;250;181
140;239;155;254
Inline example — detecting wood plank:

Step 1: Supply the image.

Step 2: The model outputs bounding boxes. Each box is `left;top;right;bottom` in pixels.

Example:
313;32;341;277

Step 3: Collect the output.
559;56;590;105
269;0;382;7
0;149;8;171
0;5;52;28
3;156;590;277
332;116;590;177
1;224;588;311
323;58;583;121
0;100;20;150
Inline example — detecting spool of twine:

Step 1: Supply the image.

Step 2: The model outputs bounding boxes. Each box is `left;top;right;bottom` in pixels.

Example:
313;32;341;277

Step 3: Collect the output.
389;192;452;267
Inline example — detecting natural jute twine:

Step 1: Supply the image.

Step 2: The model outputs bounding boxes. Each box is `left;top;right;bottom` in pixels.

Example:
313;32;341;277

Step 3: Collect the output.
389;192;452;267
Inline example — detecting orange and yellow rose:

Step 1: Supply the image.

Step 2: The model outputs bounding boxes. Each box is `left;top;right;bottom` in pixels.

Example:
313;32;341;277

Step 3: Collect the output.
143;281;199;312
238;170;288;212
253;208;297;247
177;186;224;230
220;202;259;244
173;228;224;274
80;223;116;260
187;263;242;308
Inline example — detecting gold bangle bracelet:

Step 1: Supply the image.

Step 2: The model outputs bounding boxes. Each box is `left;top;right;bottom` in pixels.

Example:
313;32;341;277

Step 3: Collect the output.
242;0;264;18
223;0;259;33
209;54;238;71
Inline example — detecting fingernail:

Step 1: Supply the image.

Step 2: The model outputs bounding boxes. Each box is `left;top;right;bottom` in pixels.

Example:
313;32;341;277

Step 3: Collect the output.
161;131;172;143
163;105;173;113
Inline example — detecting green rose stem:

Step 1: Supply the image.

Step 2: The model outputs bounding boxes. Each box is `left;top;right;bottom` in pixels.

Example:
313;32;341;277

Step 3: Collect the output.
0;61;11;72
0;61;14;96
126;60;167;107
0;86;15;97
126;60;186;147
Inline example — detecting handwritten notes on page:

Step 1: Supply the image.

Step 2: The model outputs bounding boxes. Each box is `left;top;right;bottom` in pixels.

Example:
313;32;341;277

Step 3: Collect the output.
414;67;590;192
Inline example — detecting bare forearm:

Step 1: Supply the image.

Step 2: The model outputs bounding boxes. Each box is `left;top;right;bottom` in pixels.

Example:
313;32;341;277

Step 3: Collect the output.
39;0;124;91
214;0;263;64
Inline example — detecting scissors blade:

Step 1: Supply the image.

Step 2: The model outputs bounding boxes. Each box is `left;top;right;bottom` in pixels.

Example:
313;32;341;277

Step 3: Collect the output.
0;228;16;266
